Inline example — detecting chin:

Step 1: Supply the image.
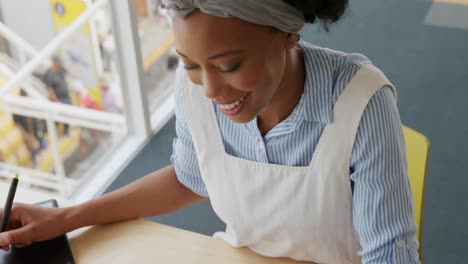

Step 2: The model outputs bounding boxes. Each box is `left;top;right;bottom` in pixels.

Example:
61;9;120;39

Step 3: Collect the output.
228;112;256;124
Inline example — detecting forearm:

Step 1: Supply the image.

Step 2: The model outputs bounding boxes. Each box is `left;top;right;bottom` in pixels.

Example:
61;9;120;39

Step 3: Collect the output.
47;87;58;101
63;165;205;231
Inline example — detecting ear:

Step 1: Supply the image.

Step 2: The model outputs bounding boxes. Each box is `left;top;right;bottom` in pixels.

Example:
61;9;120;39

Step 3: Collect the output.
285;33;299;50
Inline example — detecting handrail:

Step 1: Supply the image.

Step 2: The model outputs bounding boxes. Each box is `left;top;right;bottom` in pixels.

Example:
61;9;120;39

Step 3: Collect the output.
0;53;49;94
0;0;108;97
0;53;19;70
0;21;38;56
0;55;48;99
1;95;126;133
0;163;76;194
0;162;57;180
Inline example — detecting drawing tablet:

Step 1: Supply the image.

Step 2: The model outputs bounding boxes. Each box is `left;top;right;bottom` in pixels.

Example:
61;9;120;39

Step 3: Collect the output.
0;199;75;264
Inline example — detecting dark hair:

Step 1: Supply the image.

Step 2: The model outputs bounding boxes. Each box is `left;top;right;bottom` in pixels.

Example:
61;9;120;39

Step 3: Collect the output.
283;0;348;31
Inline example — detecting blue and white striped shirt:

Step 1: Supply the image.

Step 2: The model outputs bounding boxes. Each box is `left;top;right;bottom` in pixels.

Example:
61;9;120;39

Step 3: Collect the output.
171;41;420;263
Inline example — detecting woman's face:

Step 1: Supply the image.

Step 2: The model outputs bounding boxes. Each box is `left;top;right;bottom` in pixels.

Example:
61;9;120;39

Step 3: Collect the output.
173;11;294;124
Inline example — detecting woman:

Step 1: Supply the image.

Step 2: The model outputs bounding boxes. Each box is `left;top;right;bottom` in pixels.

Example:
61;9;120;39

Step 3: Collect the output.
0;1;420;263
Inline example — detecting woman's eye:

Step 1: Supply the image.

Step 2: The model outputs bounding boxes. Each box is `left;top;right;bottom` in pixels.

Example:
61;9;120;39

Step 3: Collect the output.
219;62;241;73
184;64;200;71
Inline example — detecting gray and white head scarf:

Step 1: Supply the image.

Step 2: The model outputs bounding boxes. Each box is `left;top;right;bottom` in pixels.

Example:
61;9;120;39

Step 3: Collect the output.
160;0;305;33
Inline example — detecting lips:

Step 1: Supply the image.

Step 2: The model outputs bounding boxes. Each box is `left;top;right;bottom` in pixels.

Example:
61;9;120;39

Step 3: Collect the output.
217;93;250;110
216;93;251;117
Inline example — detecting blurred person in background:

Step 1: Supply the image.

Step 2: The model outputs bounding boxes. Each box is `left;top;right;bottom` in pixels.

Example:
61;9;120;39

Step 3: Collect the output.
43;55;73;136
75;84;109;163
99;75;123;114
12;90;43;167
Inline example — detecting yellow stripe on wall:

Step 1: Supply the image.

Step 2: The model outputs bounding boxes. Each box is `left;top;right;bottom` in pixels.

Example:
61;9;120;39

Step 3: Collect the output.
144;33;175;71
434;0;468;6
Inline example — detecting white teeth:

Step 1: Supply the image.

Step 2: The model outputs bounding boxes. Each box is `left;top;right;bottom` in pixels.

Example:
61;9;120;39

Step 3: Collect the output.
219;94;247;110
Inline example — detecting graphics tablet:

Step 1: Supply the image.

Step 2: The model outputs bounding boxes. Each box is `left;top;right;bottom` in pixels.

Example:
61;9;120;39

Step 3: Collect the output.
0;199;75;264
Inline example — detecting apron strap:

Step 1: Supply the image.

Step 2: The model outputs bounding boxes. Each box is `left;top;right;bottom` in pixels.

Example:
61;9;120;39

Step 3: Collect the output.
180;68;226;158
312;64;397;169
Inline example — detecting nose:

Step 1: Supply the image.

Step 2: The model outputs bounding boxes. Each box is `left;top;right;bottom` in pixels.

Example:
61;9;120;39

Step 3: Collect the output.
201;70;225;100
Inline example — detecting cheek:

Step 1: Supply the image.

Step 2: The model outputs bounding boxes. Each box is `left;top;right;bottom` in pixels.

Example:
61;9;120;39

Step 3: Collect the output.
186;71;202;86
253;51;286;91
233;72;261;92
233;63;277;93
248;70;281;101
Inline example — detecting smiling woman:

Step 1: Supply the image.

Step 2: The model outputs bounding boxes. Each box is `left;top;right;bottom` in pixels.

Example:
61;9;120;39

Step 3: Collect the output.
0;1;420;263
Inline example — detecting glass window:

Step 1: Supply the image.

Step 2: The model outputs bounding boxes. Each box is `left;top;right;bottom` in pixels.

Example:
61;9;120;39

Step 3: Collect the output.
0;0;135;198
134;0;178;125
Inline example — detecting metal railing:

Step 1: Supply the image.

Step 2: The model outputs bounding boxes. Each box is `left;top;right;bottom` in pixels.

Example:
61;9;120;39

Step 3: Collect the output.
0;54;48;99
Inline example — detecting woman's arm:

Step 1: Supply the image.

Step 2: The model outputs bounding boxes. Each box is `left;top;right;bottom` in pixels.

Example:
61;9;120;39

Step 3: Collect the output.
69;165;205;228
0;164;205;250
351;86;420;263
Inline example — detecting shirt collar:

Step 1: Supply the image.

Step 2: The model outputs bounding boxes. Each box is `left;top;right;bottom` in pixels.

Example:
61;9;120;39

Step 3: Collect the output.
244;41;334;137
298;40;334;124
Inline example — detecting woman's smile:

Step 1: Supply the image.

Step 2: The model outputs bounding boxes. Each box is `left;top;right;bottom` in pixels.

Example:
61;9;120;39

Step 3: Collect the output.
216;92;252;116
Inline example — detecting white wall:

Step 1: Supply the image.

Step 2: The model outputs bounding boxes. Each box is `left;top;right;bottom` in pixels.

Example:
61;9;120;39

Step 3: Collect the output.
0;0;55;50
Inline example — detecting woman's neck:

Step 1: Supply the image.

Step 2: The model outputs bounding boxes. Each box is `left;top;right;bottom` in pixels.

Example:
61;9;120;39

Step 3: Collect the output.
257;47;305;137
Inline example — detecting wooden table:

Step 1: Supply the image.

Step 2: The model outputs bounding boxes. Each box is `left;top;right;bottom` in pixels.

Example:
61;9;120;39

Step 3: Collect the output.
1;183;306;263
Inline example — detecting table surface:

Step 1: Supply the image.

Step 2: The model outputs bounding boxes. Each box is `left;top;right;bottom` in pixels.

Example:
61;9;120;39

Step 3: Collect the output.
0;182;306;263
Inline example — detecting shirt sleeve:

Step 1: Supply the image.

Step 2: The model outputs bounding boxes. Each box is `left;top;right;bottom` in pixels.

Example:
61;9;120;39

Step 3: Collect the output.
351;86;420;263
170;67;209;197
43;71;52;87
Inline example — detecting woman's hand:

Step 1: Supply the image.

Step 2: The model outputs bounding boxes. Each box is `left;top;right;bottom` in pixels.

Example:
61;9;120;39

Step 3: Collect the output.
0;203;70;251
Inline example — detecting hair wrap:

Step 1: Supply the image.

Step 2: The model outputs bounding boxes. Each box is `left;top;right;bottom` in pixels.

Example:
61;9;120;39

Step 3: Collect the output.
160;0;305;33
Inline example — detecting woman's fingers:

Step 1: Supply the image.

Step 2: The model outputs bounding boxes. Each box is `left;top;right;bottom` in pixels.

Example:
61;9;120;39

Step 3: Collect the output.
6;219;22;232
0;203;67;252
0;226;34;249
1;209;8;252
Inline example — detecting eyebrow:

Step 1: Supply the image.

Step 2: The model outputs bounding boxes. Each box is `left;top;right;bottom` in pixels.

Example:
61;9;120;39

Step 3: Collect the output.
176;49;243;61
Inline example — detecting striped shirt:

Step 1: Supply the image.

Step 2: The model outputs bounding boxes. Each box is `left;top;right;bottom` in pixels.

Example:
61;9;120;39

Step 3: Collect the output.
171;40;420;263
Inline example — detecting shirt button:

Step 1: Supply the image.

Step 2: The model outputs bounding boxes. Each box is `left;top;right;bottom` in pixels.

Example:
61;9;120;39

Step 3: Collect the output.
396;239;405;248
258;140;265;150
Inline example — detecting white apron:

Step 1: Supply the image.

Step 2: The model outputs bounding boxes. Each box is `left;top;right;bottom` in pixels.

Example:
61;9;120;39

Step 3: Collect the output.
181;64;396;264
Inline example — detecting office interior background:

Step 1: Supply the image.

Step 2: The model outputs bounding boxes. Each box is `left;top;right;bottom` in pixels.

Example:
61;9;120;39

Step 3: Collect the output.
0;0;466;263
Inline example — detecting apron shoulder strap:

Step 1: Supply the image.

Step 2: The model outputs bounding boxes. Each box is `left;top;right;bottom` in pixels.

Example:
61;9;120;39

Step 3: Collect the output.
179;67;226;157
312;64;396;169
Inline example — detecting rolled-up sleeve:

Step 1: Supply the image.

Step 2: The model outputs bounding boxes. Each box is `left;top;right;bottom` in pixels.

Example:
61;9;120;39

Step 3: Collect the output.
170;68;209;197
351;86;420;263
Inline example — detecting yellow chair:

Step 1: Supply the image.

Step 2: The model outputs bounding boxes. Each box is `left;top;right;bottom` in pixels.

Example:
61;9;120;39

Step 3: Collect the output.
402;126;430;260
